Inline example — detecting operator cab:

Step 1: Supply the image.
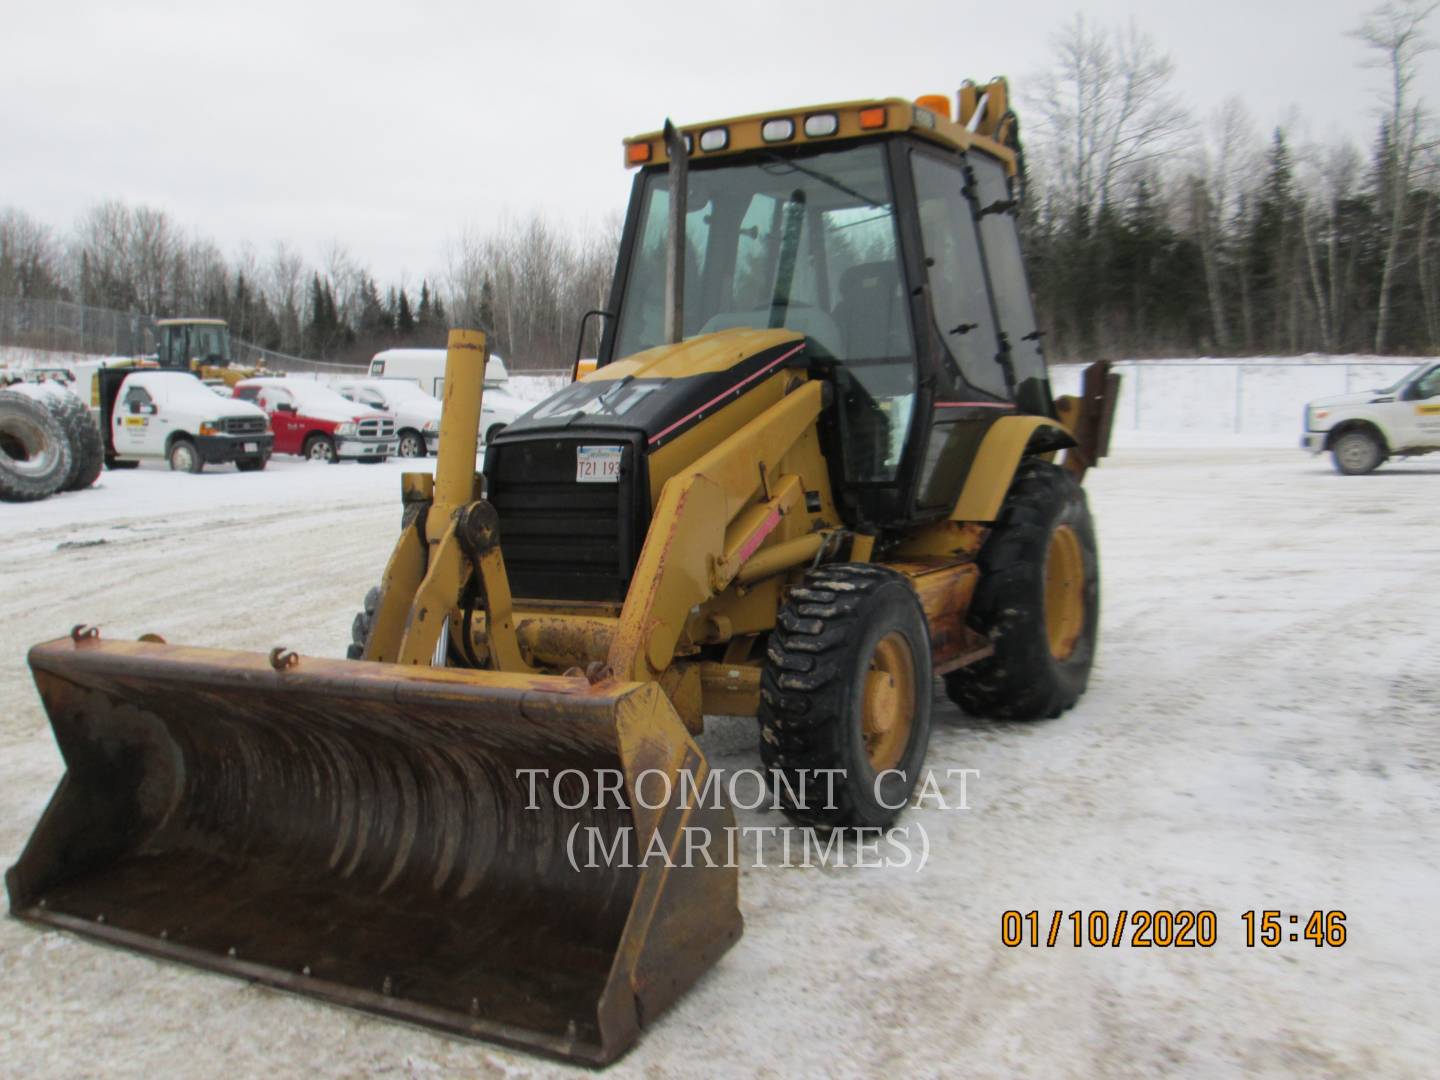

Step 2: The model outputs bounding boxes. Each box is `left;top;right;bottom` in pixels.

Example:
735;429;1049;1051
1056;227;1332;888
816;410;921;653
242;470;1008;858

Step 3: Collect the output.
600;92;1058;527
156;318;232;372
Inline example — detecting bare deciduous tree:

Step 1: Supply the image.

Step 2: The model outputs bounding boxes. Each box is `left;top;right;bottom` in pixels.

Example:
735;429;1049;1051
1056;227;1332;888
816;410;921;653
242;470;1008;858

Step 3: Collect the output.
1352;0;1439;352
1030;15;1192;220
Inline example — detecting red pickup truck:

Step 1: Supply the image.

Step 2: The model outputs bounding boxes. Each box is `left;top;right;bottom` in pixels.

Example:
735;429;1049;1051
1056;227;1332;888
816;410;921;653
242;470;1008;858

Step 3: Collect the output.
233;377;397;463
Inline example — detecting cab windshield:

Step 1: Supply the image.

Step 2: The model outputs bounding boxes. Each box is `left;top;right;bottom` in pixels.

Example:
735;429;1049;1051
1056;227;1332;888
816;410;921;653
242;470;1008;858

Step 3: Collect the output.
188;325;231;363
612;144;917;482
1377;363;1430;395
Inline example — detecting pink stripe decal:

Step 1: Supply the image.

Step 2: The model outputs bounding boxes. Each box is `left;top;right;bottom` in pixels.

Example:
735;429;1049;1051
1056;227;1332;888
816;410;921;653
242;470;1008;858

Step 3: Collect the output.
735;507;784;564
648;343;806;445
936;401;1014;409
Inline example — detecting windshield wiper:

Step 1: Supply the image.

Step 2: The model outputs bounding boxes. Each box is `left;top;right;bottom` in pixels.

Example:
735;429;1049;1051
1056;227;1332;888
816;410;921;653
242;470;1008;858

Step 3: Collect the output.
760;151;885;210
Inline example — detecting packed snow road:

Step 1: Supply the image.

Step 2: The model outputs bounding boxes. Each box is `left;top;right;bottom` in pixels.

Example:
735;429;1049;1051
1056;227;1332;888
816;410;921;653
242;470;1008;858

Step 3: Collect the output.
1;448;1437;1077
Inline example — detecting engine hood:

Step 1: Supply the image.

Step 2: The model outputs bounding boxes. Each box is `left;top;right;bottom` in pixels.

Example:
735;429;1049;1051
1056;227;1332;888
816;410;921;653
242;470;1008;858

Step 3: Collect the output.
1309;389;1394;409
498;327;805;449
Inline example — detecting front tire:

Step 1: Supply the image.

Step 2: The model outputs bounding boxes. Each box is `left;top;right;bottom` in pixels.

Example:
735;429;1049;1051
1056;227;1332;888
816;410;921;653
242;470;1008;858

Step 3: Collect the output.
304;434;337;463
396;430;425;458
168;438;203;473
944;460;1099;720
759;564;933;829
1331;429;1385;475
346;586;381;660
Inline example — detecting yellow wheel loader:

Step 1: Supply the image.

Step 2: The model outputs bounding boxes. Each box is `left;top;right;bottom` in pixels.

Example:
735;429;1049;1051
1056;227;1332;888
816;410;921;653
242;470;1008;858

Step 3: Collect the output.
8;80;1118;1066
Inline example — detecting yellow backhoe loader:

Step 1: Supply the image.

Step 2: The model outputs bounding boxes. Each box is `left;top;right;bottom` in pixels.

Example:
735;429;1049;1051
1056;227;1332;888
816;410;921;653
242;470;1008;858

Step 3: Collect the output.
8;79;1117;1066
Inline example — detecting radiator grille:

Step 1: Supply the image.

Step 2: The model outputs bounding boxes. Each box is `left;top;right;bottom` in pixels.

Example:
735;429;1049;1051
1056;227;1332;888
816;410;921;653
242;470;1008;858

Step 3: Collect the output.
487;437;640;603
222;416;268;436
358;418;395;439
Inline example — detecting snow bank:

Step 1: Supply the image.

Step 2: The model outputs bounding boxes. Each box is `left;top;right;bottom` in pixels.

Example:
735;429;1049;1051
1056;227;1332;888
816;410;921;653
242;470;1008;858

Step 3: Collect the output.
1051;355;1422;445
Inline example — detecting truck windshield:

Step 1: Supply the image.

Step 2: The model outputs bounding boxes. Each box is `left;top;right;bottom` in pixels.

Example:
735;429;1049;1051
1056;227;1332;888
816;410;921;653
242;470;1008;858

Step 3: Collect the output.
612;144;917;482
1377;363;1429;395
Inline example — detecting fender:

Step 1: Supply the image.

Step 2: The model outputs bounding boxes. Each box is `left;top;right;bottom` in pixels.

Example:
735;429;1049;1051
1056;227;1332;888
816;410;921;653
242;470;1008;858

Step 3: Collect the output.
950;415;1075;522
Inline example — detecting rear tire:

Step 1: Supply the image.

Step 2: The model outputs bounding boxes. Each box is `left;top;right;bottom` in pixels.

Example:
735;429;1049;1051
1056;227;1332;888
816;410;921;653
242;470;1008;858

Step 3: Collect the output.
944;460;1099;721
168;438;203;474
1331;429;1385;475
759;564;933;829
0;389;74;502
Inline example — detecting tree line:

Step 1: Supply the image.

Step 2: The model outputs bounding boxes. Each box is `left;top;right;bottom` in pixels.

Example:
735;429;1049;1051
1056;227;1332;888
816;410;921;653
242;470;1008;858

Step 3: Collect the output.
2;1;1436;365
1021;1;1440;359
0;202;618;370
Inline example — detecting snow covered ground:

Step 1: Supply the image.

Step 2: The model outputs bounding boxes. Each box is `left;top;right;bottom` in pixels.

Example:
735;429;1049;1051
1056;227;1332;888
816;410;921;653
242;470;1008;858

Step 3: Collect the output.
1;444;1438;1077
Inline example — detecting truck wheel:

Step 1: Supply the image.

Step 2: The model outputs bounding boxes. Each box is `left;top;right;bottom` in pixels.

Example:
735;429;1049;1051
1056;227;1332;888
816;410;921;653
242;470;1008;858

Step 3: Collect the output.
346;586;381;660
168;438;204;474
0;390;74;502
1331;429;1385;475
43;391;104;491
759;563;933;829
305;434;337;463
944;460;1099;721
397;430;425;458
236;455;269;472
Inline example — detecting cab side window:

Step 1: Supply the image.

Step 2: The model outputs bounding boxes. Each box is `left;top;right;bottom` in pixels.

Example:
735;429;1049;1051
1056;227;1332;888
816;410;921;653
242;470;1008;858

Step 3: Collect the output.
1414;366;1440;399
970;155;1052;416
911;153;1006;399
123;386;153;412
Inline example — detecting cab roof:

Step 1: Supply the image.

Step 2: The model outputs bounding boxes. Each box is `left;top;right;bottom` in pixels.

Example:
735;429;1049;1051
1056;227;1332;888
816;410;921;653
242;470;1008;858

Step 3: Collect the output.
623;88;1018;176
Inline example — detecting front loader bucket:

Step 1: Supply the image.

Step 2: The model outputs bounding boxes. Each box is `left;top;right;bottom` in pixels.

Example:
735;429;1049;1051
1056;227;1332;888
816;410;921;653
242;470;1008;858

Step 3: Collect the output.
6;635;742;1066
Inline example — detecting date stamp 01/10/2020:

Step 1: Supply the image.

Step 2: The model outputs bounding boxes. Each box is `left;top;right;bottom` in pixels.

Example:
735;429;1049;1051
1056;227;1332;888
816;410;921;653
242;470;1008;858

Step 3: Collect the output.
1000;909;1349;949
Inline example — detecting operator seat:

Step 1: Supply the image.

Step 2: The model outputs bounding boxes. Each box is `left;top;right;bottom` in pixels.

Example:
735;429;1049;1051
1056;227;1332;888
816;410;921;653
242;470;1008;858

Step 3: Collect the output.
833;260;907;360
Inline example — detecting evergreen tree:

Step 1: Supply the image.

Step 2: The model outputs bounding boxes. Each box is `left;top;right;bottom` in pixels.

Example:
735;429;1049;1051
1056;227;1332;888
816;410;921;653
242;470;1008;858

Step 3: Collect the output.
397;288;415;335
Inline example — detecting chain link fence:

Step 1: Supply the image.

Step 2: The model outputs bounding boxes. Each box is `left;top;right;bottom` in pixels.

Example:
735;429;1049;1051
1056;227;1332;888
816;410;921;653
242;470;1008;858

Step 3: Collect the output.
0;296;365;374
0;296;153;357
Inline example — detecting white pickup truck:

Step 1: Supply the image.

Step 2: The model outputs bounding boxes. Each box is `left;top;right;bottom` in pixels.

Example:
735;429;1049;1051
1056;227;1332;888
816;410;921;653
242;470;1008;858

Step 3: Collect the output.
333;377;442;458
1303;360;1440;474
99;369;273;473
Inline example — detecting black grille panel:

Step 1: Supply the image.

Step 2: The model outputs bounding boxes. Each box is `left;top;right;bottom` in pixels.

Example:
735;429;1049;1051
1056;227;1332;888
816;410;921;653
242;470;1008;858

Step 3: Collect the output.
487;435;643;603
222;416;267;436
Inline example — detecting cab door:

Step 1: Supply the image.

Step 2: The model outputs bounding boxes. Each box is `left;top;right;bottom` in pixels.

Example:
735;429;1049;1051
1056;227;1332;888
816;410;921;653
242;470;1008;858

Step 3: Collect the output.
906;148;1011;514
253;386;301;453
1402;364;1440;448
115;384;159;456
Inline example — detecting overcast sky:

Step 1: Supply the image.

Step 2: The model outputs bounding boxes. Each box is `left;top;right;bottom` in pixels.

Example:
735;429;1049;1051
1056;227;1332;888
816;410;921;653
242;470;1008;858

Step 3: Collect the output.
1;0;1421;288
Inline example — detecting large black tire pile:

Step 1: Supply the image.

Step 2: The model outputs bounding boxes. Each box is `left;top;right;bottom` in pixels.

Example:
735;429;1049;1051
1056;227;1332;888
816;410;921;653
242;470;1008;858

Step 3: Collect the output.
0;384;104;503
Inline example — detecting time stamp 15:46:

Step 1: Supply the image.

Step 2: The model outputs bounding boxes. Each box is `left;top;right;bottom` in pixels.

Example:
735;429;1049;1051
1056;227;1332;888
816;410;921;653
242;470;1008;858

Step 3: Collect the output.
1000;910;1348;949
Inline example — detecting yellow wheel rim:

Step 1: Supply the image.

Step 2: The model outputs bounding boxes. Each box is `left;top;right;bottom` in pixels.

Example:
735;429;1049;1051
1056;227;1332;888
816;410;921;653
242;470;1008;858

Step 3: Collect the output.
1044;524;1086;661
862;632;916;772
